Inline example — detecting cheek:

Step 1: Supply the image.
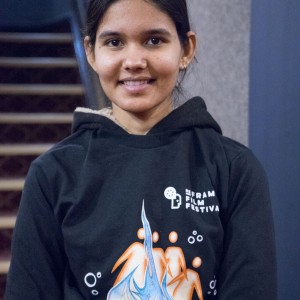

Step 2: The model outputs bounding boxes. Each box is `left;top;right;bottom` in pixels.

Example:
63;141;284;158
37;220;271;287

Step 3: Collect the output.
95;54;120;81
153;53;181;79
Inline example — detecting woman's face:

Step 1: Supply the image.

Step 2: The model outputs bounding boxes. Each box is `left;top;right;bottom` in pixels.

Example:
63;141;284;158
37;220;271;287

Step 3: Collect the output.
86;0;193;125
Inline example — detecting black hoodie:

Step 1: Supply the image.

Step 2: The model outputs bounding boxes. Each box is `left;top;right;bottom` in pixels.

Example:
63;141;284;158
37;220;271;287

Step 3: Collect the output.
5;97;277;299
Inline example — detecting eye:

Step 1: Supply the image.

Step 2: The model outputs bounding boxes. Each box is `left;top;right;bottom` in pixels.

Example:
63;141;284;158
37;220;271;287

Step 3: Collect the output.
147;37;162;46
106;39;123;47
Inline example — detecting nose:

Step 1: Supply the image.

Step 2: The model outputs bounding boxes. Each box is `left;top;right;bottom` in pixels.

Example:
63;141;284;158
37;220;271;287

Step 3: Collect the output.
122;45;147;71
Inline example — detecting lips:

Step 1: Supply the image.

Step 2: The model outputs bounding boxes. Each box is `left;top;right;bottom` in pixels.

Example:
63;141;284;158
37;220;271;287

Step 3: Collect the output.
118;78;155;92
120;79;155;85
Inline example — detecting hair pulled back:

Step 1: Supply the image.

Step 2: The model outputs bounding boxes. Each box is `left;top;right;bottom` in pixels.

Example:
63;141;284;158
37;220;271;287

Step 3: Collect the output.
85;0;191;48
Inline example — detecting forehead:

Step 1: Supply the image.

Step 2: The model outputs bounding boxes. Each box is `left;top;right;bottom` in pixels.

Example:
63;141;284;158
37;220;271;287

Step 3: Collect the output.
98;0;176;34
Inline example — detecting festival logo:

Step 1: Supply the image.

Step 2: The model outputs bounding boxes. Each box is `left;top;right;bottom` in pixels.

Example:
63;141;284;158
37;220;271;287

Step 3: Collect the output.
164;187;182;209
164;187;219;214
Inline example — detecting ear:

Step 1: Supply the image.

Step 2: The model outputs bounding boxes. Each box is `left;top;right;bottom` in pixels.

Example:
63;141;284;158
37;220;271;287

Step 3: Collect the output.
84;36;98;73
180;31;197;70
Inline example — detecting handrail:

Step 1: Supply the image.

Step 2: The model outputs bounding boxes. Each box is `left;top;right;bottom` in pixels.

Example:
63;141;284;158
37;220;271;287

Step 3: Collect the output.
68;0;107;109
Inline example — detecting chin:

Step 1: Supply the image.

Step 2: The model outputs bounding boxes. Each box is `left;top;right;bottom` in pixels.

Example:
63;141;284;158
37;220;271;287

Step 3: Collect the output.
116;98;157;112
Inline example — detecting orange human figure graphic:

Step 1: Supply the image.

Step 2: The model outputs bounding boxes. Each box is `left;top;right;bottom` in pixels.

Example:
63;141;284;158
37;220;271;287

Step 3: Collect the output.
111;241;146;288
111;229;167;288
168;257;204;300
165;231;188;295
165;246;187;277
165;232;187;278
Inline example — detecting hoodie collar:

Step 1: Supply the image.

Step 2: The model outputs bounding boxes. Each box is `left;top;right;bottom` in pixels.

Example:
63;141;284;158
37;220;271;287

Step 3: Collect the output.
72;97;222;135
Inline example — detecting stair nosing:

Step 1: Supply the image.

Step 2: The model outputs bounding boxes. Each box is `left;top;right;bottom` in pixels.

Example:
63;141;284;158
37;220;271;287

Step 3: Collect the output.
0;259;10;274
0;178;25;191
0;57;78;68
0;215;16;229
0;112;73;124
0;143;53;155
0;32;73;43
0;84;84;95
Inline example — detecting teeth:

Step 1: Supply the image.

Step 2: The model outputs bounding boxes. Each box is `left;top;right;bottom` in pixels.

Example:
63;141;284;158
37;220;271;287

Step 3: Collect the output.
122;80;149;86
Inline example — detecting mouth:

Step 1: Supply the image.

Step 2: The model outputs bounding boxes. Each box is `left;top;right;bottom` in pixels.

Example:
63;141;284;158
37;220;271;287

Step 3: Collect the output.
119;79;155;86
118;78;155;92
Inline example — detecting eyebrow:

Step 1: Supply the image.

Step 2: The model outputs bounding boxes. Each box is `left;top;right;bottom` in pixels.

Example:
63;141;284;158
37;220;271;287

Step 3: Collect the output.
98;28;172;39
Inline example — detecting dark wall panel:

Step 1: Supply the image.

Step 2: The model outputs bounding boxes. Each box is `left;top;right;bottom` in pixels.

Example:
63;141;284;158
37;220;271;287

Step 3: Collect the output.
249;1;300;299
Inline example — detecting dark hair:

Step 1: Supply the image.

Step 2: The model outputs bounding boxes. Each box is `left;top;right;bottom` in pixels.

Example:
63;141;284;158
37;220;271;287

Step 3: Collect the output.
85;0;191;48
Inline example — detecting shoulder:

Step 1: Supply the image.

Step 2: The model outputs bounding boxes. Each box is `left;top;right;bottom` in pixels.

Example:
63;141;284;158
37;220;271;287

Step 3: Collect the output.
26;130;91;192
220;135;265;174
195;129;268;201
196;127;261;169
34;129;90;166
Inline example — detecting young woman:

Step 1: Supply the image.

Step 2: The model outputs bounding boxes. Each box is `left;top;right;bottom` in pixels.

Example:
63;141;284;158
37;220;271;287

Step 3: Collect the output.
5;0;277;299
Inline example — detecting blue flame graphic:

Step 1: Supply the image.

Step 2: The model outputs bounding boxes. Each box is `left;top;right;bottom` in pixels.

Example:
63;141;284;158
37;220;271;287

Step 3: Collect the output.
107;202;173;300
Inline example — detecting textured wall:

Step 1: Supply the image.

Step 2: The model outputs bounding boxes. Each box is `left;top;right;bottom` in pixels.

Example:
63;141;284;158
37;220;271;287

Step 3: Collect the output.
183;0;251;145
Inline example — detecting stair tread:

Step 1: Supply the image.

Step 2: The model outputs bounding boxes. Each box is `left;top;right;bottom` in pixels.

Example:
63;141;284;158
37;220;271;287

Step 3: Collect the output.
0;84;84;95
0;32;73;43
0;57;78;68
0;214;16;229
0;178;25;191
0;112;73;124
0;258;10;275
0;143;53;155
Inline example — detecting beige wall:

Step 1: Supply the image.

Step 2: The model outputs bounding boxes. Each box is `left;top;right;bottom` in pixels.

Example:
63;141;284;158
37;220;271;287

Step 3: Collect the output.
183;0;251;145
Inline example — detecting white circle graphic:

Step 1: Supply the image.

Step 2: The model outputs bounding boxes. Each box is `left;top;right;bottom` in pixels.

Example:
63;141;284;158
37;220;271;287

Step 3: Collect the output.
197;235;203;242
84;273;97;288
188;236;195;244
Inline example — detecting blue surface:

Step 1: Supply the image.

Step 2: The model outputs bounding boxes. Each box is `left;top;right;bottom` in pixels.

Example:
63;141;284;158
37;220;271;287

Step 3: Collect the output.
249;1;300;299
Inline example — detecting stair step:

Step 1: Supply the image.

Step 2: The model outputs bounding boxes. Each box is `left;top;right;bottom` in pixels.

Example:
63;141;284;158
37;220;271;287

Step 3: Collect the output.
0;32;73;44
0;144;53;156
0;94;83;113
0;179;24;191
0;190;21;214
0;84;84;95
0;259;10;275
0;123;72;144
0;113;73;124
0;57;77;68
0;215;16;230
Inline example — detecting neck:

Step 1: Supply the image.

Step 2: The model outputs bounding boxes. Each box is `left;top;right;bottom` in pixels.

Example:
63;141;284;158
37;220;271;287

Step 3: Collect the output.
112;101;173;135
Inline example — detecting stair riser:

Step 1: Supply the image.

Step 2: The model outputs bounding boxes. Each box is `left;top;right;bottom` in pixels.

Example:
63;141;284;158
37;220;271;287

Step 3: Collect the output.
0;275;7;298
0;43;75;58
0;156;37;177
0;95;83;113
0;124;72;143
0;68;81;84
0;192;21;214
0;229;13;255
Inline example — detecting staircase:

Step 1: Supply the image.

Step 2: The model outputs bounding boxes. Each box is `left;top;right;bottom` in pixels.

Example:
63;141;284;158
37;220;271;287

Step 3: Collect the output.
0;21;85;297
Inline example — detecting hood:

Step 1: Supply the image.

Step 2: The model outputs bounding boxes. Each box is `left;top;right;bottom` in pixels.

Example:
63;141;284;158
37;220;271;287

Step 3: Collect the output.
72;97;222;135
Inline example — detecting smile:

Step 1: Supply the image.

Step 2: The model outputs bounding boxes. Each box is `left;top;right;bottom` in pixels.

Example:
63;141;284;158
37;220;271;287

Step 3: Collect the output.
120;79;155;86
119;79;155;93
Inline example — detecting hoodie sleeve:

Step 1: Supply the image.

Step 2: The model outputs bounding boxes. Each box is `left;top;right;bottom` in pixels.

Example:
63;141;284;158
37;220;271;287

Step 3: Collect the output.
5;163;66;300
217;150;277;300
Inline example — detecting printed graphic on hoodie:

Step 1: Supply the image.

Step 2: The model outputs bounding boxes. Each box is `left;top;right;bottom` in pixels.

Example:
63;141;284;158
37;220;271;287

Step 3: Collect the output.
164;187;219;214
106;203;205;300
